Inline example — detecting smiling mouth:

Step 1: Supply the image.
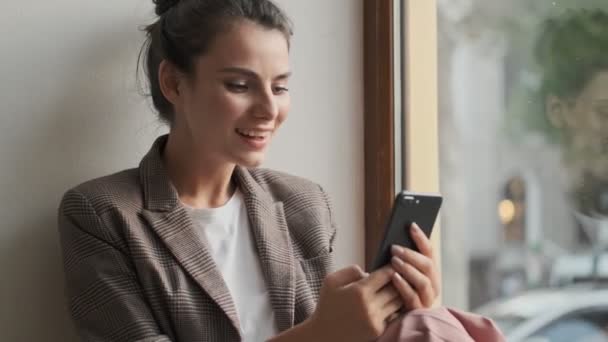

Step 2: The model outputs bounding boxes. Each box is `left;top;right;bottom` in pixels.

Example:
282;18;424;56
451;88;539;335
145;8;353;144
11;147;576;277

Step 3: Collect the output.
235;128;271;140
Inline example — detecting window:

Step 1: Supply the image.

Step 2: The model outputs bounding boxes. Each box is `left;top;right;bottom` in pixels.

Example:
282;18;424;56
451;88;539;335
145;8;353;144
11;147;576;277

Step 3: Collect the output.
436;0;608;320
365;4;608;335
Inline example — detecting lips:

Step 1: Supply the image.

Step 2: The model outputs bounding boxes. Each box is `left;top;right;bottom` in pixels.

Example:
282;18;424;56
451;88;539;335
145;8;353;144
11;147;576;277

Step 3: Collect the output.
235;128;272;150
235;128;272;139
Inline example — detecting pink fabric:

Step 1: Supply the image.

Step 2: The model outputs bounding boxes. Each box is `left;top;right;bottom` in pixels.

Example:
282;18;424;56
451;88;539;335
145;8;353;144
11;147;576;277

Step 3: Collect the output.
377;307;505;342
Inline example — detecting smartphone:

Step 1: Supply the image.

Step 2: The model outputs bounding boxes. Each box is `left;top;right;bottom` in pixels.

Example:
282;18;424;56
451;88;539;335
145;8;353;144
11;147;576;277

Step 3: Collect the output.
370;191;443;271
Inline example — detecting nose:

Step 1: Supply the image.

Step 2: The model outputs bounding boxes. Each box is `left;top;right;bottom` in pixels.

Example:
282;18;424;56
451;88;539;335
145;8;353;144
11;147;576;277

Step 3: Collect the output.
253;87;280;120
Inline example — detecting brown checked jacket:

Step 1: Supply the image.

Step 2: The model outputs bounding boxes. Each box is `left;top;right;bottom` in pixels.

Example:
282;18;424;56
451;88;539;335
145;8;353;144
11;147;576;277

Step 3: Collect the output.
58;134;337;342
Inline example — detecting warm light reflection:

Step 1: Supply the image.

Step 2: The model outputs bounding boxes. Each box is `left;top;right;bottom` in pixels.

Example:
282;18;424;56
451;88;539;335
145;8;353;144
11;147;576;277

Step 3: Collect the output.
499;199;516;225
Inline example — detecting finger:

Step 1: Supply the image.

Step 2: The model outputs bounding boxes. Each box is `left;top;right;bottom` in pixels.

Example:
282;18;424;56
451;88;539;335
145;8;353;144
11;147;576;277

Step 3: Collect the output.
357;265;395;292
381;297;404;319
392;246;441;300
391;256;435;307
410;223;434;259
375;285;400;307
391;245;434;279
326;264;368;288
391;272;423;311
385;311;401;324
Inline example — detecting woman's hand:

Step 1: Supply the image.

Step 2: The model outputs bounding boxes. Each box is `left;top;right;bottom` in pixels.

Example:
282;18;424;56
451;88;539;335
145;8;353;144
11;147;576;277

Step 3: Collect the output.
390;222;440;310
308;265;404;342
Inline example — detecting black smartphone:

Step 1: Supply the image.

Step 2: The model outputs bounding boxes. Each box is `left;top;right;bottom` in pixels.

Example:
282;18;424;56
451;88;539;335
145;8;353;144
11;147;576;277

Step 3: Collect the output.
370;191;443;271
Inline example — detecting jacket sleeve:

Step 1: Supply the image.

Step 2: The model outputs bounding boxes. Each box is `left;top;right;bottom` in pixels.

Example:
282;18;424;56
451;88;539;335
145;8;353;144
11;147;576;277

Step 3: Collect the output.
57;189;172;342
318;184;338;255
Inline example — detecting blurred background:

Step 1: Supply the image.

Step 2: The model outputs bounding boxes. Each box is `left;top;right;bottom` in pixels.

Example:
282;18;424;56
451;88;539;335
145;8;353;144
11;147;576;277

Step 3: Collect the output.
436;0;608;340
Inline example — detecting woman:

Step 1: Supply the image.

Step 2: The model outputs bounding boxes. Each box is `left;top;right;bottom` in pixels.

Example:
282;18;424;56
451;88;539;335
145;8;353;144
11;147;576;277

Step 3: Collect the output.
57;1;458;341
534;8;608;219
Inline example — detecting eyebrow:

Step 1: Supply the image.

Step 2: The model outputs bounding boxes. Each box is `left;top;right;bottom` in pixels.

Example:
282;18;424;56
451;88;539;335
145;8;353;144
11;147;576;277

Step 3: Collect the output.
218;67;292;81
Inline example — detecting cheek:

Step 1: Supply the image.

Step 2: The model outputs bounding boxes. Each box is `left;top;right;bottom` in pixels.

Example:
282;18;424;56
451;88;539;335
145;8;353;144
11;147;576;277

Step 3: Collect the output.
577;106;600;130
276;99;291;127
563;104;587;131
204;92;248;123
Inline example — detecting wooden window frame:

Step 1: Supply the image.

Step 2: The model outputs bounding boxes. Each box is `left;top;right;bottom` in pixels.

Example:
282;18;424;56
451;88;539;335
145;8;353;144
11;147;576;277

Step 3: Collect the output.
364;0;440;271
363;0;396;269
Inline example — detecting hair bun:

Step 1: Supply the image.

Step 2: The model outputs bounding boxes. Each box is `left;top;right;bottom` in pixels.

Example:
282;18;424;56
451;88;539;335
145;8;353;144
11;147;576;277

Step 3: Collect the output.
154;0;180;16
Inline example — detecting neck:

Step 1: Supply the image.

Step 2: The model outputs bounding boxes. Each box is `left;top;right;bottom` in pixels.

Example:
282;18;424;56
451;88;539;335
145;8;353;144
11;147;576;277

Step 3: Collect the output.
163;132;236;209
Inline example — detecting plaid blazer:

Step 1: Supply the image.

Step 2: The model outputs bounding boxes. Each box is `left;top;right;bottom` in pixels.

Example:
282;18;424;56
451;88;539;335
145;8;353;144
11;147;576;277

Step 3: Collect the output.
58;134;337;342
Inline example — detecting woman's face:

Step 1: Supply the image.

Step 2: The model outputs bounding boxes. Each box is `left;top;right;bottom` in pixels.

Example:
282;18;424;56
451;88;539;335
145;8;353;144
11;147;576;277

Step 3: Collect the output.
547;70;608;179
174;20;291;168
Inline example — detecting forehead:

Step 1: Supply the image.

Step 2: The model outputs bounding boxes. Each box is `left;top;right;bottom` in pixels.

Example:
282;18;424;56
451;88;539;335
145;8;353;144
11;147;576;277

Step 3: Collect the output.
195;19;290;76
580;70;608;101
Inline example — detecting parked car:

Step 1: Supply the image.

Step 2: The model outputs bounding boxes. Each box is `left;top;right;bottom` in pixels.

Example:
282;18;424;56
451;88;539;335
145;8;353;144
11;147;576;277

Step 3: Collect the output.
549;252;608;286
475;286;608;341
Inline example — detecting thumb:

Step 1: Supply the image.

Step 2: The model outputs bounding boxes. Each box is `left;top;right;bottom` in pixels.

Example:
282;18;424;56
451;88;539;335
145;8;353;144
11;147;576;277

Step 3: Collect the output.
325;265;368;289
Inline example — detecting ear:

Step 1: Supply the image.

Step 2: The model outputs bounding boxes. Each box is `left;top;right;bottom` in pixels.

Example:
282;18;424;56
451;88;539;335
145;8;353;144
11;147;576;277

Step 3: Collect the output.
158;59;185;106
546;94;567;128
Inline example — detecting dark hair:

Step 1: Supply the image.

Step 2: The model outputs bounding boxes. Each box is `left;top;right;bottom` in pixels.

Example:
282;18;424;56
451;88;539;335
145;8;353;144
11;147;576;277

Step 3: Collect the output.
137;0;293;125
535;9;608;101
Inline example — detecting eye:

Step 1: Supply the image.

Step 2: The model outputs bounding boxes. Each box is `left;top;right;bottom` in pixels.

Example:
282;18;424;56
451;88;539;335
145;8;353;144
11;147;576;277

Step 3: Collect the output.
273;85;289;95
225;82;248;93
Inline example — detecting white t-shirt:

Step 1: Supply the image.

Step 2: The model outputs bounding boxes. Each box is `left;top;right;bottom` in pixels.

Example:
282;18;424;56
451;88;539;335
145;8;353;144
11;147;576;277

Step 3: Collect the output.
184;189;279;341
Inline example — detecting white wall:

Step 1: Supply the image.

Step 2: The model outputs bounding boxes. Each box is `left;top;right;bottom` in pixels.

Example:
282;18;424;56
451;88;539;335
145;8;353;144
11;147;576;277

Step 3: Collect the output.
0;0;364;340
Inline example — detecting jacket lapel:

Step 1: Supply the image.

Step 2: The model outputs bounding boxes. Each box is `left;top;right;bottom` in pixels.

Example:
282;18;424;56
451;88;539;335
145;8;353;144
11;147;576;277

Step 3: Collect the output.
138;135;296;334
139;135;241;334
234;166;296;332
141;208;242;331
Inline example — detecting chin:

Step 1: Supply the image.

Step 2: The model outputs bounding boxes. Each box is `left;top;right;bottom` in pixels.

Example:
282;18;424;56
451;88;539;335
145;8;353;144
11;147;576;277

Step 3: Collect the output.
235;153;265;168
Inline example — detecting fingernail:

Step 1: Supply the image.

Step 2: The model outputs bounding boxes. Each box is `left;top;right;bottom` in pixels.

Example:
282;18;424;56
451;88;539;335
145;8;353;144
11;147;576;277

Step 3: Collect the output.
391;244;402;255
411;222;420;233
392;256;404;266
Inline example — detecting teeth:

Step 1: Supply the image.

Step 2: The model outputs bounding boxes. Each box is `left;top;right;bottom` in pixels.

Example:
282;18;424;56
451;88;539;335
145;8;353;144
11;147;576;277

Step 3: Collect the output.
237;129;268;138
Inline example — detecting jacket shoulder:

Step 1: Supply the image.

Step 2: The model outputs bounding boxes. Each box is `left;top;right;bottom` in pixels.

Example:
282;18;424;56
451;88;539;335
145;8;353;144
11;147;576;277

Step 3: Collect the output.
59;168;142;216
249;168;337;257
247;168;324;200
